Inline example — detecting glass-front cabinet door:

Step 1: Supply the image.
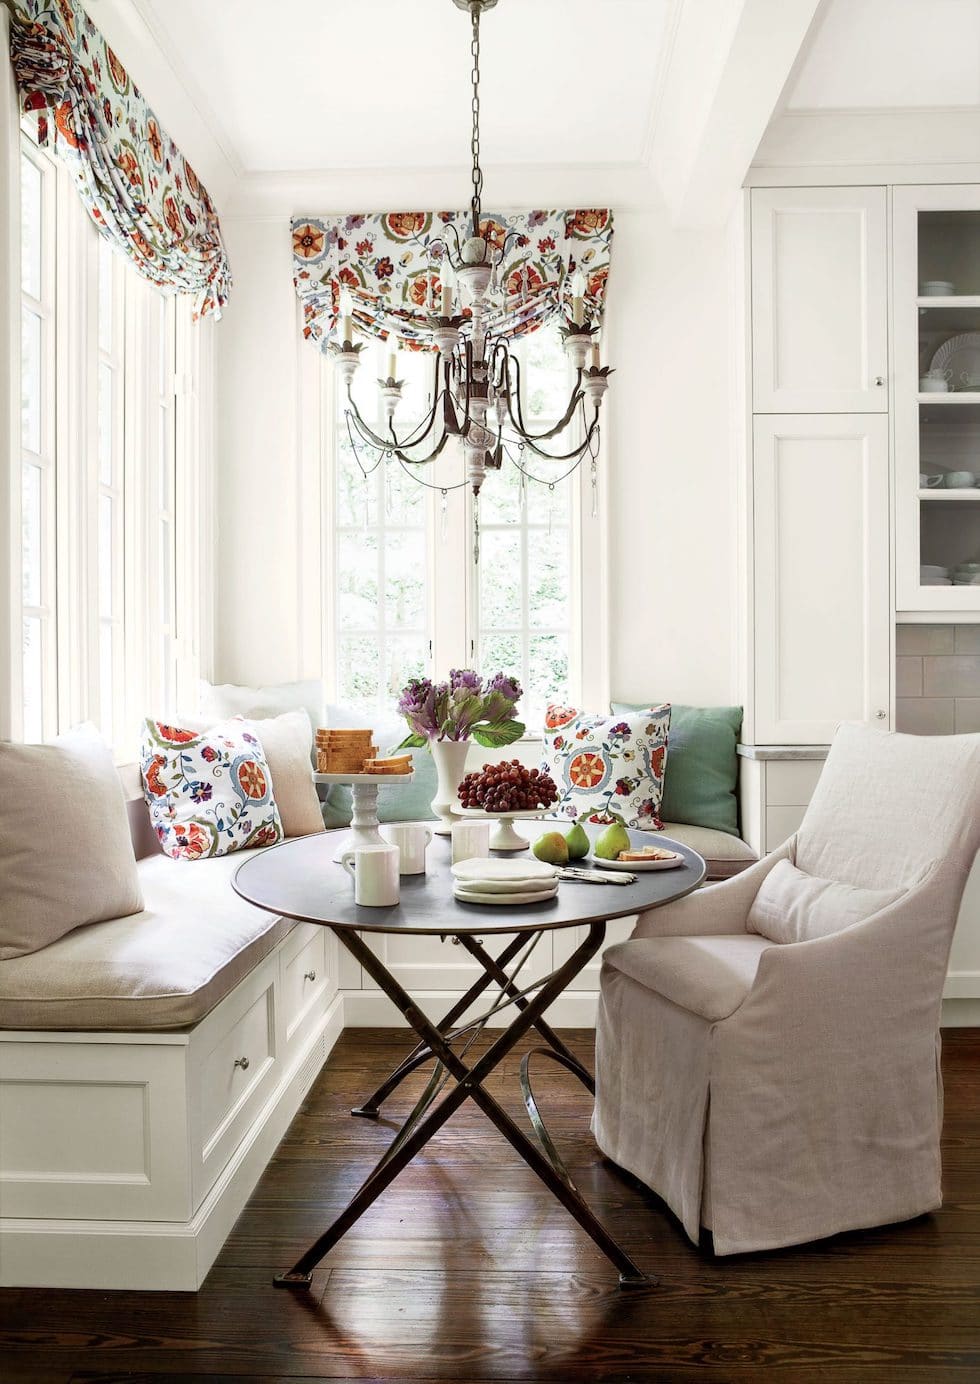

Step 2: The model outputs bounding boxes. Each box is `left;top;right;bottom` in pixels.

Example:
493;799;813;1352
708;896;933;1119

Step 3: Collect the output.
894;185;980;615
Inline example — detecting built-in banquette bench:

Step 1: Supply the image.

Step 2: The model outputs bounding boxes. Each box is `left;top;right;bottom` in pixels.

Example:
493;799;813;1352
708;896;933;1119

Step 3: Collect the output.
0;767;344;1291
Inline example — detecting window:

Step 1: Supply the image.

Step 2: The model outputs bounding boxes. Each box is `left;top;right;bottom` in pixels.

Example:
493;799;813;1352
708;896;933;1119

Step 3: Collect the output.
8;124;209;751
19;139;57;742
322;321;603;727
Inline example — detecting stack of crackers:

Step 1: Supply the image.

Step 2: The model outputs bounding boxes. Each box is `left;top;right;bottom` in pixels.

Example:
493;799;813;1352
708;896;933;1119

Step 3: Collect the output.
315;729;376;774
314;729;413;776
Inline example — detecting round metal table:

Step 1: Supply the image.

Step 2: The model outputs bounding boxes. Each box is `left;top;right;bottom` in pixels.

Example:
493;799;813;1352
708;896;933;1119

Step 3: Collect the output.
233;823;705;1289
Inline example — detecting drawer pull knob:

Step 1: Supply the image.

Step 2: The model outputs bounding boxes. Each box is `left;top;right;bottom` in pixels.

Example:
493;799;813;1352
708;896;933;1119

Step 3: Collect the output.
874;375;885;387
234;1056;250;1071
304;969;317;982
875;709;887;720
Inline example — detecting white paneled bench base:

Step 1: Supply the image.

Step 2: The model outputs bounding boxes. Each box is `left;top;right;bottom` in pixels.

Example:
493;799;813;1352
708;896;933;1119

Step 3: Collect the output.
0;939;344;1292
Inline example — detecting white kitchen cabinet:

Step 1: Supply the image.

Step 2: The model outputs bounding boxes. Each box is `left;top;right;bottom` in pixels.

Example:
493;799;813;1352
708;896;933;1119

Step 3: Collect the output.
753;414;891;743
751;187;889;414
892;184;980;616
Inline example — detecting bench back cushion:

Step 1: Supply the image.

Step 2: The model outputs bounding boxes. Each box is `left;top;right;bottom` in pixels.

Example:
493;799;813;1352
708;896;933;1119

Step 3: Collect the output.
0;724;144;959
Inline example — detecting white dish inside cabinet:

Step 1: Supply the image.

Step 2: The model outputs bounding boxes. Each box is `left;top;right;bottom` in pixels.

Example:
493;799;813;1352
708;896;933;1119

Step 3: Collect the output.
895;187;980;615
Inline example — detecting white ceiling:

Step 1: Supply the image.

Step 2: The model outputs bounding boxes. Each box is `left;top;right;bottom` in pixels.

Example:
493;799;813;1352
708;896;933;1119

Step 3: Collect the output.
138;0;672;176
785;0;980;111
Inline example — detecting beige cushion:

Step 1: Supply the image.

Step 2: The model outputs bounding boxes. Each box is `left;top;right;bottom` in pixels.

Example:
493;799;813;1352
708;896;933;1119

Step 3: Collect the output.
251;710;324;838
0;724;143;960
747;858;905;945
661;822;757;880
0;851;292;1030
603;934;773;1021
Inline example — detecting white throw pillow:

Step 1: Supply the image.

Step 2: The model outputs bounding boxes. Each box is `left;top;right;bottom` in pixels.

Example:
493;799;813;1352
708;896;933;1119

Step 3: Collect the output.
747;858;904;945
199;678;325;736
0;723;143;959
249;710;324;838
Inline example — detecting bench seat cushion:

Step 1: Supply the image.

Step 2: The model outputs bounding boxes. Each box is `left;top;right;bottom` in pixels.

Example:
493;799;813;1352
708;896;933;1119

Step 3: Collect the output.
0;851;292;1031
660;823;757;880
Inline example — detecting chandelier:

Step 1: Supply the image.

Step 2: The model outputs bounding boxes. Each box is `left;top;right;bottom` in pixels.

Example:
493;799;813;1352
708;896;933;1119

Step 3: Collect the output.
328;0;613;541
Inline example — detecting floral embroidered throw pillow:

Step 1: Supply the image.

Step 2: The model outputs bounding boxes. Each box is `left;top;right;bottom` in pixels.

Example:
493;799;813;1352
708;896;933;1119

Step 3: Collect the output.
140;718;283;861
541;704;672;830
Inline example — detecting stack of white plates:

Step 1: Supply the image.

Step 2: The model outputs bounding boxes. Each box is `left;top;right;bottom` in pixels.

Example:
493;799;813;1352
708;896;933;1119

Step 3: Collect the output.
451;857;559;906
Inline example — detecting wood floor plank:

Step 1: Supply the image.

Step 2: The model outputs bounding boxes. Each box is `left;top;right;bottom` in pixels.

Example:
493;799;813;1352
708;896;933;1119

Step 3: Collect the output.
1;1027;978;1383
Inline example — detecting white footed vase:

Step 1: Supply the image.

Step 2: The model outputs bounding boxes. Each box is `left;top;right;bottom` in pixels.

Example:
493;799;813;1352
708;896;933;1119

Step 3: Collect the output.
429;738;471;836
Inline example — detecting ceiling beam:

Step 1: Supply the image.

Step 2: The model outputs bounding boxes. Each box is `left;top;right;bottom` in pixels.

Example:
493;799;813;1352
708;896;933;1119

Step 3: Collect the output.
647;0;824;228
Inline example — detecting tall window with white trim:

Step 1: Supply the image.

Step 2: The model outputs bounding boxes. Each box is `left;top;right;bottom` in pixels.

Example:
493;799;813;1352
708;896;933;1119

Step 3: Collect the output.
96;237;125;743
19;137;57;742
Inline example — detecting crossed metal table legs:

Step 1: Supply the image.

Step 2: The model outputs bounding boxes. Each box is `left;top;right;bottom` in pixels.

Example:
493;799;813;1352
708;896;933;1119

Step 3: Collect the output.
273;920;653;1290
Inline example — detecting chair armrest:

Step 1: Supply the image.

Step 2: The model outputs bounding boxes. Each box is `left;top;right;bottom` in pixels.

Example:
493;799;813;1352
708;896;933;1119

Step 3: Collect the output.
631;839;795;939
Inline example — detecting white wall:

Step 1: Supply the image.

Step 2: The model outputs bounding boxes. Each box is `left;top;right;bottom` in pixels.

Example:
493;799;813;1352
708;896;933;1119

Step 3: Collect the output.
213;206;738;708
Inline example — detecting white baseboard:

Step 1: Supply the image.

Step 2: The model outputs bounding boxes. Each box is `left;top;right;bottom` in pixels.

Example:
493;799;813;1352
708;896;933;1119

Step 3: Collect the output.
941;998;980;1027
340;987;600;1029
0;995;344;1291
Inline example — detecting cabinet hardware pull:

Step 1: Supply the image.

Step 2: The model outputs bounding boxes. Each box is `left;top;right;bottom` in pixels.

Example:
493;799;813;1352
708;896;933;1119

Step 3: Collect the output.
234;1056;250;1071
304;970;317;982
874;376;885;386
875;709;887;720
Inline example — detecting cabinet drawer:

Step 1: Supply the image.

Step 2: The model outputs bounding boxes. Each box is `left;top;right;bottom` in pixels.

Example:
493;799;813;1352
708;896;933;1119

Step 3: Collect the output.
190;959;277;1207
281;923;328;1045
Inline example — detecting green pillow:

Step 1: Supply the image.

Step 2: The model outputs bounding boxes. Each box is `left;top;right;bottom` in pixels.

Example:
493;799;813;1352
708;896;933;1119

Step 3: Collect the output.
611;702;743;836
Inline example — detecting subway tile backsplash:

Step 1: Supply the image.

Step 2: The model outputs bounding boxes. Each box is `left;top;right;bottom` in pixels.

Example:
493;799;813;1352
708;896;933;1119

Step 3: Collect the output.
896;625;980;733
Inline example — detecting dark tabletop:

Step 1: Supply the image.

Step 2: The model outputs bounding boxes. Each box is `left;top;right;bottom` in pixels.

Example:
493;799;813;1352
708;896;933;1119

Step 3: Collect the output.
232;824;706;935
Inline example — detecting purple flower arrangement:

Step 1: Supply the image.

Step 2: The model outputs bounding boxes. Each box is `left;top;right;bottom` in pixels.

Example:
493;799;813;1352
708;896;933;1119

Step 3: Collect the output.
397;669;525;749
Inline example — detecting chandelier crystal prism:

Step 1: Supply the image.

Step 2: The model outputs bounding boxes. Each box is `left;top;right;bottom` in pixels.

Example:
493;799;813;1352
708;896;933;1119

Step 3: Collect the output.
329;0;613;519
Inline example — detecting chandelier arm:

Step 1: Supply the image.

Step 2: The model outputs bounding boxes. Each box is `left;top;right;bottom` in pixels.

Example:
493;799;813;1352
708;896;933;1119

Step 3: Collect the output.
344;410;387;477
344;378;444;453
389;426;455;468
502;352;586;442
503;411;601;465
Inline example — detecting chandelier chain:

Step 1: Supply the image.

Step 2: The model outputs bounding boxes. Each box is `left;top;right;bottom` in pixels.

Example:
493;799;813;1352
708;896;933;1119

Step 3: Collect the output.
470;2;483;233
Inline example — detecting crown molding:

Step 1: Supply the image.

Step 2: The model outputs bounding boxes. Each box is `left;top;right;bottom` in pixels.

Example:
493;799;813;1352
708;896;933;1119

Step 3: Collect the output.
224;161;665;219
755;107;980;170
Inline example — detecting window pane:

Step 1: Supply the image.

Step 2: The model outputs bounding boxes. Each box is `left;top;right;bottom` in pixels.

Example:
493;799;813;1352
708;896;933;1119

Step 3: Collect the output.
384;637;428;703
99;494;114;616
21;307;41;453
338;634;381;704
479;460;522;526
523;326;571;420
528;632;570;710
336;434;375;527
528;528;571;629
99;621;114;738
21;461;41;607
98;239;113;353
480;529;522;630
98;363;113;485
384;459;426;526
526;470;571;525
20;154;41;298
159;408;172;510
384;530;426;630
481;631;521;675
160;516;172;624
337;532;378;629
22;616;43;742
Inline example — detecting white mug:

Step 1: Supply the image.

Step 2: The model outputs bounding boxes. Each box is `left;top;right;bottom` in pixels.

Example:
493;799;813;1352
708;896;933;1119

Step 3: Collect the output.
340;844;400;906
451;818;491;865
383;821;433;875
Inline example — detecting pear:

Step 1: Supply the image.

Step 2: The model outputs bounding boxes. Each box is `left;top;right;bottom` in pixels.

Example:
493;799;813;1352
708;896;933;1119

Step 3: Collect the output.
594;816;631;861
564;820;590;861
533;831;569;866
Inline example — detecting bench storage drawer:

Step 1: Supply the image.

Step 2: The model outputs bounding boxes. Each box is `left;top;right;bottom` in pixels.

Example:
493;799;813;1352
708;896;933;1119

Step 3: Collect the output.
281;923;328;1050
188;953;279;1209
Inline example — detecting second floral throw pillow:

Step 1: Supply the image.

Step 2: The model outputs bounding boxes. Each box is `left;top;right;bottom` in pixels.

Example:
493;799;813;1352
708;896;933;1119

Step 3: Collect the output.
541;703;672;830
140;717;283;860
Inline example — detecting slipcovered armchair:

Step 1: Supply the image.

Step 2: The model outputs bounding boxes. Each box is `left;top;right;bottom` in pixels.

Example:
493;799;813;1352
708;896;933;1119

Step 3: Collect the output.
593;724;980;1255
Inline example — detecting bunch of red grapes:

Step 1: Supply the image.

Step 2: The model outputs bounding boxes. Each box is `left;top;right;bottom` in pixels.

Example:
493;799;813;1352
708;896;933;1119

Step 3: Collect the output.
459;759;560;813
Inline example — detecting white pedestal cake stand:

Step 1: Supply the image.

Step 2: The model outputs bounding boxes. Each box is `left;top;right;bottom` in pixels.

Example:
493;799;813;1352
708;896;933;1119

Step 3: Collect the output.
457;806;548;852
314;771;415;862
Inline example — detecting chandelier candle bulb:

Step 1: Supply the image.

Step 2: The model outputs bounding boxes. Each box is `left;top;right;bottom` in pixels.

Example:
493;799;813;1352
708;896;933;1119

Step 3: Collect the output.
590;342;601;369
386;346;397;382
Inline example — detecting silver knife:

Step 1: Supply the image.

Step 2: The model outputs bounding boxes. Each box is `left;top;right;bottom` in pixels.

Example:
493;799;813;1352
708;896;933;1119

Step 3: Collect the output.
558;868;637;885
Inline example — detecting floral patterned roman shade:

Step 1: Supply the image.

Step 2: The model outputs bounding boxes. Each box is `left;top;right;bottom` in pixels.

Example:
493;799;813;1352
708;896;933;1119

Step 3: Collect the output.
291;209;613;351
8;0;231;318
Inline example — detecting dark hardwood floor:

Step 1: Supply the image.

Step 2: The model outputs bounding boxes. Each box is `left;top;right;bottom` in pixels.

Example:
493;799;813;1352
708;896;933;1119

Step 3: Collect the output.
2;1027;978;1383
